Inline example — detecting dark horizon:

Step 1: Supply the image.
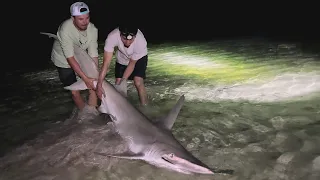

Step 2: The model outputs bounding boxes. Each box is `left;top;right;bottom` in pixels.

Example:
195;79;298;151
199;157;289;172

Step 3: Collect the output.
38;1;320;42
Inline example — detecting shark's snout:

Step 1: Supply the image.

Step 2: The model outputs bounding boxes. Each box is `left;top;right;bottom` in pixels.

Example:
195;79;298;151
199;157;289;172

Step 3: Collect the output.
160;153;214;174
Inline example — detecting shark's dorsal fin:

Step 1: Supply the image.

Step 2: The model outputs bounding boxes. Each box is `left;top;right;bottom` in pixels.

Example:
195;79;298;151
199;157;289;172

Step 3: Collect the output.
156;95;185;130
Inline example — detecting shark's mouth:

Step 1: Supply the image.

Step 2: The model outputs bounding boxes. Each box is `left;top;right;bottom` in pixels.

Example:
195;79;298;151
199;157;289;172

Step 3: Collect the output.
161;153;214;174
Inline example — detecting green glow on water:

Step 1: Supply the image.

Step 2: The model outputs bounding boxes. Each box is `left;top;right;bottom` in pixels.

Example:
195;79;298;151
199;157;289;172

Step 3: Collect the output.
98;41;320;85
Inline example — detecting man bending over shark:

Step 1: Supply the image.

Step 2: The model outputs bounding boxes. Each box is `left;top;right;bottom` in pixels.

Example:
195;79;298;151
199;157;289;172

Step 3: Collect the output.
51;2;99;119
96;24;149;106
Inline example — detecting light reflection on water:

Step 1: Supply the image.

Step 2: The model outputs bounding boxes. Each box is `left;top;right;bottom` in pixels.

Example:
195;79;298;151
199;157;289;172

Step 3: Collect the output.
0;41;320;180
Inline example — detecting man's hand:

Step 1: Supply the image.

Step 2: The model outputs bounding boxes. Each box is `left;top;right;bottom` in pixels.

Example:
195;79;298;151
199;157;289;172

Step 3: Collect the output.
96;51;113;100
83;77;96;90
96;82;105;100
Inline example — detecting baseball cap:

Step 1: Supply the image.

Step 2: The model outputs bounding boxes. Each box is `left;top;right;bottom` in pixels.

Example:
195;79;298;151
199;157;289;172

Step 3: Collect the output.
70;2;90;16
119;25;138;40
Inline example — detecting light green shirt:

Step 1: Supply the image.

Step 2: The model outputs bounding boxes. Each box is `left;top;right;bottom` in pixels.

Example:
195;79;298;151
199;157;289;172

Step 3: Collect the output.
51;18;98;68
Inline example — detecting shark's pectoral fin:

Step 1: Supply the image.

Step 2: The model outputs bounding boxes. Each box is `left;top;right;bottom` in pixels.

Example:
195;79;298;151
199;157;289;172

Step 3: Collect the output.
94;151;144;160
64;79;88;91
113;79;127;97
98;102;108;114
64;79;99;91
162;153;214;174
97;103;116;122
108;114;117;121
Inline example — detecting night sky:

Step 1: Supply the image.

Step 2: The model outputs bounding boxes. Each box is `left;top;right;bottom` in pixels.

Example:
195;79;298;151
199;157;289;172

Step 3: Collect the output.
38;1;320;40
35;1;320;74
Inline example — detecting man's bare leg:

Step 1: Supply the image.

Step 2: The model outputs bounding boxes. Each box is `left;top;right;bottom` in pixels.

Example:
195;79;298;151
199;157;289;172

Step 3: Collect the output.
115;78;122;85
71;89;99;123
88;89;98;107
71;90;85;110
134;77;148;106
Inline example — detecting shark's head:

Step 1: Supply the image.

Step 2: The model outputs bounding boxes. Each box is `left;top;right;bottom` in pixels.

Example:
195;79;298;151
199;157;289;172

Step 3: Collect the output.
139;95;215;175
145;143;214;175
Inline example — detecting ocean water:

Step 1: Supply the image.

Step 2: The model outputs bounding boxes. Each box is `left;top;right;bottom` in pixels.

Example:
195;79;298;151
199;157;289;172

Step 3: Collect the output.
0;39;319;180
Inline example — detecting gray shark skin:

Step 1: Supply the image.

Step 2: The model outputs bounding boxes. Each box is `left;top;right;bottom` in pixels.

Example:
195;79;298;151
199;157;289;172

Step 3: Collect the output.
40;32;233;175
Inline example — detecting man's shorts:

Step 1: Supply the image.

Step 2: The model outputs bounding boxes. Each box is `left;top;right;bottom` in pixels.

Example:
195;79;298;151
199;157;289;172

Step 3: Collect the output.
56;67;77;87
115;55;148;80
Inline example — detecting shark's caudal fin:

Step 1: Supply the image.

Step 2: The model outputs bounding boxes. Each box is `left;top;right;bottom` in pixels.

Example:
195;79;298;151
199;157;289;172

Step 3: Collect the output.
155;95;185;130
40;32;58;40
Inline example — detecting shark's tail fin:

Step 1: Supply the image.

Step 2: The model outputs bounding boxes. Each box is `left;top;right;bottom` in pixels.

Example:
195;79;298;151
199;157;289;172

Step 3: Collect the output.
40;32;58;40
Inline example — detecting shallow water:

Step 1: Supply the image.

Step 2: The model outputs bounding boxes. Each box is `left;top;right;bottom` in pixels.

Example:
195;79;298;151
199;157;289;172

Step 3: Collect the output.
0;39;320;180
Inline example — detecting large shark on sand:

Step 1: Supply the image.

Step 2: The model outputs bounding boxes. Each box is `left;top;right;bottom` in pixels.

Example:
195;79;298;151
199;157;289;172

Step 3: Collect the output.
40;32;233;175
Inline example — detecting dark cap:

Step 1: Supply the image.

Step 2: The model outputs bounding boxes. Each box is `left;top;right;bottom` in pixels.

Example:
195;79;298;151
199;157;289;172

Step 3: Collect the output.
119;25;138;40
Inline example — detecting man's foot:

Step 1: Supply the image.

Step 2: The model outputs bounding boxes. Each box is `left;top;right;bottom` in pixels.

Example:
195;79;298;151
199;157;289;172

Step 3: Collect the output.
77;104;100;123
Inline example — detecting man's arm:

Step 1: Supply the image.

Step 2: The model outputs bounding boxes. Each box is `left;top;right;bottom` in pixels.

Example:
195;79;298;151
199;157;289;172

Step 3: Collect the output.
98;51;113;84
122;36;147;81
67;56;90;81
121;59;137;81
96;30;118;99
98;31;117;84
95;50;113;99
57;28;87;81
57;25;94;88
88;26;99;68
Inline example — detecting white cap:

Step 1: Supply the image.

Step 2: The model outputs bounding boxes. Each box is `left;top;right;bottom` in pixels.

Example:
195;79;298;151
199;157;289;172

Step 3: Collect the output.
70;2;90;16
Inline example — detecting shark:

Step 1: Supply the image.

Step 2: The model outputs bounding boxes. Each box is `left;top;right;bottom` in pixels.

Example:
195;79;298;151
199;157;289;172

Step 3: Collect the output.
40;32;233;175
